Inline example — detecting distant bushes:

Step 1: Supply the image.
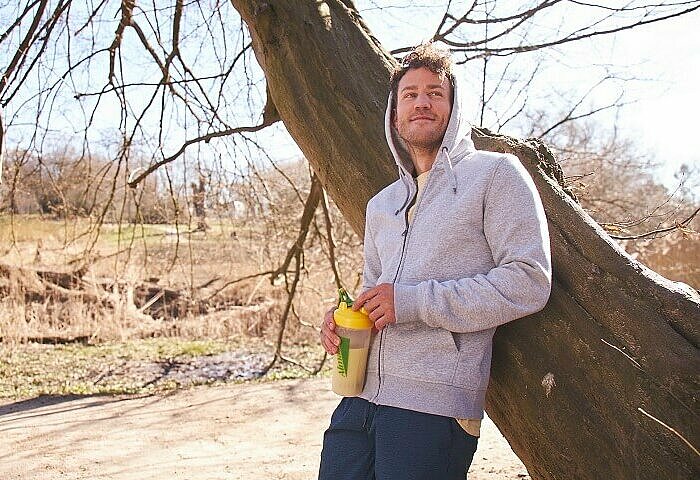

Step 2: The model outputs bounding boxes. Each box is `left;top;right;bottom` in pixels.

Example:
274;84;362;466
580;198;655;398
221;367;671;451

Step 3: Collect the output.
1;147;189;223
1;143;697;289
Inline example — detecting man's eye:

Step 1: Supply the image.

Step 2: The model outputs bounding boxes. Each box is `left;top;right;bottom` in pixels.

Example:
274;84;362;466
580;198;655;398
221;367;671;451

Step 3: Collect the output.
404;93;416;98
429;92;442;97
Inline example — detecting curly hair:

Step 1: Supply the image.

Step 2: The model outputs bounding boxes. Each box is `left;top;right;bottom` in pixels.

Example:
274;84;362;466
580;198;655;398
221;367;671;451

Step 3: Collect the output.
389;43;454;110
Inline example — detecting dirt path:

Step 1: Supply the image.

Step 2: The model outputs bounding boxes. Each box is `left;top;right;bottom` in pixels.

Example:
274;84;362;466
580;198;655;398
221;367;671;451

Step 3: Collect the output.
1;378;529;479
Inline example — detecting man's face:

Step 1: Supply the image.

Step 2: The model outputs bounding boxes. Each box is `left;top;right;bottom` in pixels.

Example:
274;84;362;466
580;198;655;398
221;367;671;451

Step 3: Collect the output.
393;67;452;152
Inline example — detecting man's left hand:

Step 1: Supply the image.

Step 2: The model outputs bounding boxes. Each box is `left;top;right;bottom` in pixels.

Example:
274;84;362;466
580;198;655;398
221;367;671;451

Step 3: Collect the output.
353;283;396;330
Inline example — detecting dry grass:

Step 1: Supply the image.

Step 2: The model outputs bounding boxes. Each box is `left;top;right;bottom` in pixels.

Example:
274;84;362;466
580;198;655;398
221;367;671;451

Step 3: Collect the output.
0;213;363;345
0;209;358;399
3;182;692;402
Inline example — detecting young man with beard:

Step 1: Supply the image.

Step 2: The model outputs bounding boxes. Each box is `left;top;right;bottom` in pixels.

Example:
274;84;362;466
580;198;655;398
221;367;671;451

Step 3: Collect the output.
319;43;552;480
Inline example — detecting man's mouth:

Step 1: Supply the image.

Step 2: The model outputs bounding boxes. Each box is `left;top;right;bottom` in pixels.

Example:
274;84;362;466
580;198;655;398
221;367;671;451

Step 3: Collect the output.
410;115;435;121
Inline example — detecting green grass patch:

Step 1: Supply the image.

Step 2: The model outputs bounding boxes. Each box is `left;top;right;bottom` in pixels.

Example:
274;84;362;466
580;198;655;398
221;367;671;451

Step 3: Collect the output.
0;338;330;400
97;224;171;244
0;215;186;247
0;214;91;244
0;338;244;399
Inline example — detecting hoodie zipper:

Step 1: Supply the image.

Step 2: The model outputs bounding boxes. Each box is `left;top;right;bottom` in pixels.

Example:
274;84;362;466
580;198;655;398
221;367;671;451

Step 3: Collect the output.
369;184;416;403
370;164;439;402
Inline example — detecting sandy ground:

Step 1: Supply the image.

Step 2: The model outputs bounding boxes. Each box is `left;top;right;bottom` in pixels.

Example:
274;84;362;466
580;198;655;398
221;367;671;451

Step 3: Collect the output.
0;377;529;479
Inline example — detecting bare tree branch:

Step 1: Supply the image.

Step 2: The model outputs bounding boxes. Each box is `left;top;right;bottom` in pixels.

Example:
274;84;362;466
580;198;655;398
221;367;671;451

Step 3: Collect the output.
0;0;50;96
537;76;626;137
569;0;699;11
127;119;278;188
606;207;699;240
0;0;42;45
449;4;700;60
74;0;109;36
108;0;135;82
1;0;72;107
259;173;323;374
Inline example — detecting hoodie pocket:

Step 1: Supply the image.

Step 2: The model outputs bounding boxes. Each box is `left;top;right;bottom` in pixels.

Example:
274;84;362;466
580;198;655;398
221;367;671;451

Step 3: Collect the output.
451;331;493;389
383;322;458;384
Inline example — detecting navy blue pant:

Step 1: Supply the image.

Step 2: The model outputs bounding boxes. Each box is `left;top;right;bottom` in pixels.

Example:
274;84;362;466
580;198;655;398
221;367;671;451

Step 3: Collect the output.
319;397;478;480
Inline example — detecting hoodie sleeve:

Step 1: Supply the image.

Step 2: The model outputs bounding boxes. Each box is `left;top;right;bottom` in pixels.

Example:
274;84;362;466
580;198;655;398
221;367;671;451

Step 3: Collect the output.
393;155;552;333
361;207;382;294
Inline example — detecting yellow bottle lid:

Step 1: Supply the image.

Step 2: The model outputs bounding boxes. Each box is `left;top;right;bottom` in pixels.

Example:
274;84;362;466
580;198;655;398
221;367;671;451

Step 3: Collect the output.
334;302;373;330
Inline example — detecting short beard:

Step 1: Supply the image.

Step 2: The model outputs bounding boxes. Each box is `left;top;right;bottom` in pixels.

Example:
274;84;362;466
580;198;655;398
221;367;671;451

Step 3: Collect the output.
397;127;444;154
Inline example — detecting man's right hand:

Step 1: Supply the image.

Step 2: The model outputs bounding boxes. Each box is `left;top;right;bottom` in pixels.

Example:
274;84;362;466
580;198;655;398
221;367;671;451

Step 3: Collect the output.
320;306;340;355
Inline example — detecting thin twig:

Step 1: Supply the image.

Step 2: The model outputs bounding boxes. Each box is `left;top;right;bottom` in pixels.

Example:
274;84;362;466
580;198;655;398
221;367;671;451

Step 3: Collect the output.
260;175;324;374
0;0;49;96
261;242;303;374
127;120;278;188
638;408;700;457
608;208;699;240
446;4;700;60
600;338;643;371
278;354;315;373
205;270;278;301
311;351;328;375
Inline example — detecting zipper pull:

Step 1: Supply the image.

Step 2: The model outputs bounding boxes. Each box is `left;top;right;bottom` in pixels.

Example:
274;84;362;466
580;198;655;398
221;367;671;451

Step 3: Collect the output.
401;229;408;237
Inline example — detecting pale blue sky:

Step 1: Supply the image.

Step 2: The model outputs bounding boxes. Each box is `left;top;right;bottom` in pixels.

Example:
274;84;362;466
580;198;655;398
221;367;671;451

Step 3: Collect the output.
2;1;698;196
355;1;700;193
257;2;699;194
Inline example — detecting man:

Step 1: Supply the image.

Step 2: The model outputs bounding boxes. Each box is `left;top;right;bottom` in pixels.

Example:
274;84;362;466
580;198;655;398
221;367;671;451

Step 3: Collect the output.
319;43;552;480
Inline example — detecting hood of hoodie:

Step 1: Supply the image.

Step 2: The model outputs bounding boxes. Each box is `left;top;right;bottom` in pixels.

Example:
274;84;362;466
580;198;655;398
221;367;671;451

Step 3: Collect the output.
384;72;476;200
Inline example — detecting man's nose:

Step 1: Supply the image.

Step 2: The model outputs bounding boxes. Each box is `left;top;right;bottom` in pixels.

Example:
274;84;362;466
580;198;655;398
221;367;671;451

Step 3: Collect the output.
414;93;432;109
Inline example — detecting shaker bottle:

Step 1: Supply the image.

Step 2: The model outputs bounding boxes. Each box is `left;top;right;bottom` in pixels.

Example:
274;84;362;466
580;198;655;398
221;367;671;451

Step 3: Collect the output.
332;301;373;396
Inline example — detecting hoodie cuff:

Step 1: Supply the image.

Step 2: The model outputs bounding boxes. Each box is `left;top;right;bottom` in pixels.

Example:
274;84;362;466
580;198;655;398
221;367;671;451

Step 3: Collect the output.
393;283;422;324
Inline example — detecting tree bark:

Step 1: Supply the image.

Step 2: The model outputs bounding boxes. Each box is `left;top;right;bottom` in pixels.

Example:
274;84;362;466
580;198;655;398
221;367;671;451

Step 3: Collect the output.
231;1;700;478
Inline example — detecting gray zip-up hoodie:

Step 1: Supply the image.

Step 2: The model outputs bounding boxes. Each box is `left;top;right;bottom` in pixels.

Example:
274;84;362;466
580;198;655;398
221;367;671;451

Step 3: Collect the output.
358;73;552;419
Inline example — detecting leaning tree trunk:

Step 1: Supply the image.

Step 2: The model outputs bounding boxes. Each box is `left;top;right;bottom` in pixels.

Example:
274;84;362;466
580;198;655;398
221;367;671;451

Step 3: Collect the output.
231;1;699;478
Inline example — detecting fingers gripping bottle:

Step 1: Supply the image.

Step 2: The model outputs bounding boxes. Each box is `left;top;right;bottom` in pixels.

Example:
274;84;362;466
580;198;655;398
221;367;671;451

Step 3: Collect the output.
332;289;373;397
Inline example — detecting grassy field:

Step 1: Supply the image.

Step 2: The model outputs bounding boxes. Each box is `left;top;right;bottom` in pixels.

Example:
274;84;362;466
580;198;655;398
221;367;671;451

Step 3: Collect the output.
0;213;361;400
3;208;694;402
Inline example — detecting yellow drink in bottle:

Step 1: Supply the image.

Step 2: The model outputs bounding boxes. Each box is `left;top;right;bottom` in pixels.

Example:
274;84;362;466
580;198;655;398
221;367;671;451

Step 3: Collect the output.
332;301;373;397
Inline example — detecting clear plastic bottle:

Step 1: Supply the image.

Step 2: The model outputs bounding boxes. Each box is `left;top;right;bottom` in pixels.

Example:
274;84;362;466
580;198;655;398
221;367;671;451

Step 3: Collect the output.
331;302;373;397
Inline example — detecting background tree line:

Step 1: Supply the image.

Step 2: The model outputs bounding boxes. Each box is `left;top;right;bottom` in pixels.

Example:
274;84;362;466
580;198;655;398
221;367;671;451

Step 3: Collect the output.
1;122;698;289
